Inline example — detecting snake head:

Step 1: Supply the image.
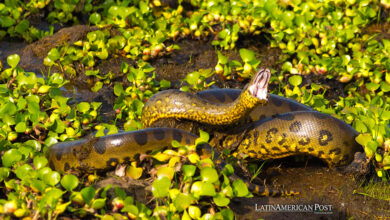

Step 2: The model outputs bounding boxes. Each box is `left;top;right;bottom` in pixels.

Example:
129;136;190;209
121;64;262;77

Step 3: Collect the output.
248;68;270;100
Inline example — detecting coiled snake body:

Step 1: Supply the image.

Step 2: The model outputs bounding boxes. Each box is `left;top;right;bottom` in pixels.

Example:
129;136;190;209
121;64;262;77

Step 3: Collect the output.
48;69;361;195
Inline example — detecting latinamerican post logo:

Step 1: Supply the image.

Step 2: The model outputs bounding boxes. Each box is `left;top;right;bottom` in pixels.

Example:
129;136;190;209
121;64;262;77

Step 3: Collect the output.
255;203;333;214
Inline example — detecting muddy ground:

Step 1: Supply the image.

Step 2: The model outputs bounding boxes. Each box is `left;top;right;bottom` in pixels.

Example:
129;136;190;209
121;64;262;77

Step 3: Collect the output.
1;26;390;219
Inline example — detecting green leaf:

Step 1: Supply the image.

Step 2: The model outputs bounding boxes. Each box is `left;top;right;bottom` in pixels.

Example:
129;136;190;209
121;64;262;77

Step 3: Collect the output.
114;83;124;96
77;102;90;114
152;176;171;198
200;167;219;183
232;179;249;197
0;102;17;116
92;198;106;209
288;75;302;87
15;121;26;133
173;193;192;211
48;48;61;61
239;48;255;62
33;156;48;169
115;187;127;199
42;188;64;208
220;209;234;220
183;165;197;177
81;186;96;205
7;54;20;68
191;181;216;197
0;167;10;181
15;19;29;34
213;193;230;207
160;79;171;88
61;174;79;191
15;164;34;180
43;171;61;186
91;81;103;92
2;149;22;167
89;12;102;25
195;130;209;145
217;51;228;64
185;72;200;85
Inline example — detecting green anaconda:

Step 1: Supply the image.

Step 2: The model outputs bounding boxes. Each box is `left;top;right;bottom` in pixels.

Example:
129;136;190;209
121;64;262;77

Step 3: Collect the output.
47;69;361;196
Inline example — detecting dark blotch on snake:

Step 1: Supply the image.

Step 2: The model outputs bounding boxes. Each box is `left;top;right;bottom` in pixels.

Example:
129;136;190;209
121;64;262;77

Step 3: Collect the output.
318;130;333;146
329;148;341;155
265;128;278;143
153;129;165;140
298;137;310;146
289;121;302;133
173;129;183;142
94;139;106;154
134;132;148;145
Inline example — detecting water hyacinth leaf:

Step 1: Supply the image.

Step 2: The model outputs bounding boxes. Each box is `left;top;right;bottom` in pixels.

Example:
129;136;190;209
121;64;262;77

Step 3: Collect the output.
33;156;48;170
31;179;46;193
195;130;209;145
217;51;228;64
0;167;10;181
61;174;79;191
126;165;143;179
232;179;249;197
239;48;255;62
114;83;124;96
48;48;61;61
173;193;192;211
220;209;234;220
44;136;58;146
288;75;302;87
81;186;96;205
43;171;61;186
160;79;171;88
15;19;29;34
122;205;138;217
191;181;216;197
183;165;197;177
42;188;64;208
152;176;171;198
0;102;17;116
92;198;106;209
200;167;219;183
380;110;390;120
15;164;33;180
380;82;390;92
2;149;22;167
7;54;20;68
77;102;90;114
354;120;367;133
157;167;174;180
89;12;101;24
15;121;26;133
132;99;144;116
185;72;200;85
213;193;230;207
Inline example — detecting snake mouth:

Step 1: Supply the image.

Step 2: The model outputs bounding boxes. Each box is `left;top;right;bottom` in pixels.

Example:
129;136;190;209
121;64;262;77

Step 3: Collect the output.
248;69;270;100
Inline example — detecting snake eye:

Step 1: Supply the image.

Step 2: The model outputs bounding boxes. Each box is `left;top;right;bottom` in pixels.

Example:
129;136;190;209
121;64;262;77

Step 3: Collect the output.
248;69;270;100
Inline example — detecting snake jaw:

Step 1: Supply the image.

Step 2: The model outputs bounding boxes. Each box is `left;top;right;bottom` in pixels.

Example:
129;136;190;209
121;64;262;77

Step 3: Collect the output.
248;69;270;100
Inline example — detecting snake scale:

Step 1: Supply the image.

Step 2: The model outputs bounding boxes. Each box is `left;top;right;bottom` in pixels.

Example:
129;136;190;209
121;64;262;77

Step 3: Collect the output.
47;69;361;196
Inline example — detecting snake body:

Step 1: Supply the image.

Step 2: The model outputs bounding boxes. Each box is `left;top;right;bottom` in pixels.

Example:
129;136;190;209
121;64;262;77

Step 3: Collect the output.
48;68;360;173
